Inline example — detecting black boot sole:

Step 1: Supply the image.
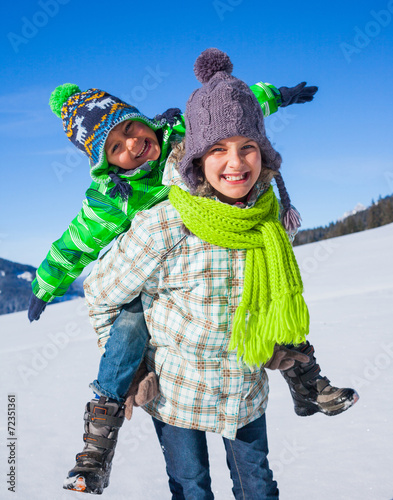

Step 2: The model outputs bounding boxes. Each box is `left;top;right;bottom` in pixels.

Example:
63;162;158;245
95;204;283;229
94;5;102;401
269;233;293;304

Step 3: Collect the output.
63;472;109;495
294;388;359;417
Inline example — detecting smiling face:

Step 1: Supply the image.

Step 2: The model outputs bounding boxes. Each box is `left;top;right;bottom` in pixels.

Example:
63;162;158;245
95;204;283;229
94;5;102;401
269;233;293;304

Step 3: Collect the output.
104;120;161;170
200;136;262;204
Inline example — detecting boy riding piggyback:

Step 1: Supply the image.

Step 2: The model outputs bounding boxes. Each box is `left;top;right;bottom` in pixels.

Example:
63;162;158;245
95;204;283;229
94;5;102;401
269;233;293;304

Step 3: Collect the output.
29;79;314;321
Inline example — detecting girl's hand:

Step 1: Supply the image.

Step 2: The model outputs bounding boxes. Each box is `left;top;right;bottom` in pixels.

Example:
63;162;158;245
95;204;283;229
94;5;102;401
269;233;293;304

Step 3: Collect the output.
264;344;310;371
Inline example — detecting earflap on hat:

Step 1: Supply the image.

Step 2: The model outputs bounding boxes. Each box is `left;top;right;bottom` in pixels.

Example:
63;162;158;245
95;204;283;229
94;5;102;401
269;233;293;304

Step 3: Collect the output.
275;172;302;233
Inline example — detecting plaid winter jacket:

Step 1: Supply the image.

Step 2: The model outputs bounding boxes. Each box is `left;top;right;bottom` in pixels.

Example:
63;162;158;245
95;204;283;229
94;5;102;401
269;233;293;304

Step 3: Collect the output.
84;153;273;440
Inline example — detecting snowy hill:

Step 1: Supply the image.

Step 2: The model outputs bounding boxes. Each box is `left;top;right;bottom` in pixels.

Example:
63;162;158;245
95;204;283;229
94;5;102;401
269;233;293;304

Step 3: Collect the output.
1;224;393;499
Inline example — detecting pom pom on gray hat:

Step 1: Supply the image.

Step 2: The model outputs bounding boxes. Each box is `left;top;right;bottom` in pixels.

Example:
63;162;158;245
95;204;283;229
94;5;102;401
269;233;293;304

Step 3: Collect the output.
194;48;233;83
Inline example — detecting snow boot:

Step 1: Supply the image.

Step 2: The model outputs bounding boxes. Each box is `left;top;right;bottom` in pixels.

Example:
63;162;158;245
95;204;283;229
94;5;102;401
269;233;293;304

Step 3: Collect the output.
281;341;359;417
63;396;125;494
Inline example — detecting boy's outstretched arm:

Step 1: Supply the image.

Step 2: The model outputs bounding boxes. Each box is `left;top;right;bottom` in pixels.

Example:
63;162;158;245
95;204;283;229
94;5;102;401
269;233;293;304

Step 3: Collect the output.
172;81;318;128
250;81;318;117
28;186;131;322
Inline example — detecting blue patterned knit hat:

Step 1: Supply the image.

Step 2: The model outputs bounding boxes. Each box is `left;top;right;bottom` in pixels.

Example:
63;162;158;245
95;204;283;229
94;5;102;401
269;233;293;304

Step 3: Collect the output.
49;84;166;184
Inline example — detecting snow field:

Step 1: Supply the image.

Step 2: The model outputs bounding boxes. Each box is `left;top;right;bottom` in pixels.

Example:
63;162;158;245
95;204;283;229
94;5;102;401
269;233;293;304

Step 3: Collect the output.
1;224;392;499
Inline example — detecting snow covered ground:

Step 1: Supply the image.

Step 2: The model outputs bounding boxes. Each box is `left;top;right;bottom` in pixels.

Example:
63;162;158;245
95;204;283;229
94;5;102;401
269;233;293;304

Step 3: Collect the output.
1;223;393;499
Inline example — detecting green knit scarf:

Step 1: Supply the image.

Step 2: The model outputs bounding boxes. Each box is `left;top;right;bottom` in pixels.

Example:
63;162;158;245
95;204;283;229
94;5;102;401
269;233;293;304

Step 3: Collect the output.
169;185;309;367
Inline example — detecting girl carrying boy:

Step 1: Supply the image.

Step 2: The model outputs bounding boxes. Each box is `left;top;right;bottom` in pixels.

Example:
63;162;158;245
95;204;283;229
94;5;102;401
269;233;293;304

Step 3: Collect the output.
76;49;357;497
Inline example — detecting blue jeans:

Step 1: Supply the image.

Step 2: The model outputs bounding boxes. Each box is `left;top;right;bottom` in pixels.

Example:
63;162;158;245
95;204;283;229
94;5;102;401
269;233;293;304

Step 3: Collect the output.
90;295;149;403
153;413;279;500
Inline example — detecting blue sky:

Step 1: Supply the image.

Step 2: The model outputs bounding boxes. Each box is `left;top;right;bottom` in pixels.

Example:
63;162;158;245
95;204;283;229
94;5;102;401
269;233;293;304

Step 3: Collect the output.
1;0;392;269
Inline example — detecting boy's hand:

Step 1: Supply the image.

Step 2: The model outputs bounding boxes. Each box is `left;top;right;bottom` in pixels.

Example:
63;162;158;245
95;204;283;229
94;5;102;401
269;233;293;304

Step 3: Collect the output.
28;294;47;322
124;362;159;420
279;82;318;107
154;107;182;128
264;344;310;371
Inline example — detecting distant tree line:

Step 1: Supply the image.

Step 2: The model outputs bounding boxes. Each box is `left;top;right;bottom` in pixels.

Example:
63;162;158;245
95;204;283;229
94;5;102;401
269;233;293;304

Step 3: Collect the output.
0;257;84;315
294;193;393;246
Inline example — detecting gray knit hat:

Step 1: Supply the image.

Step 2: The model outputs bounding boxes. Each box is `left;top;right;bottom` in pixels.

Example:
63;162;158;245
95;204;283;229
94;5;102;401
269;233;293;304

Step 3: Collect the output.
178;48;301;233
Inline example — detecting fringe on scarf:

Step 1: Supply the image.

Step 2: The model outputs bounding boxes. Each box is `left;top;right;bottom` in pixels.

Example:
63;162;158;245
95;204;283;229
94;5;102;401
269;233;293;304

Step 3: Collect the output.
229;292;309;366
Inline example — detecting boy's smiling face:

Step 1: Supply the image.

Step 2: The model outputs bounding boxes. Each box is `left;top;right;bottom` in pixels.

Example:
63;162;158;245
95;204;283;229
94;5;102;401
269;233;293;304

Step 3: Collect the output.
201;136;262;205
105;120;161;170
